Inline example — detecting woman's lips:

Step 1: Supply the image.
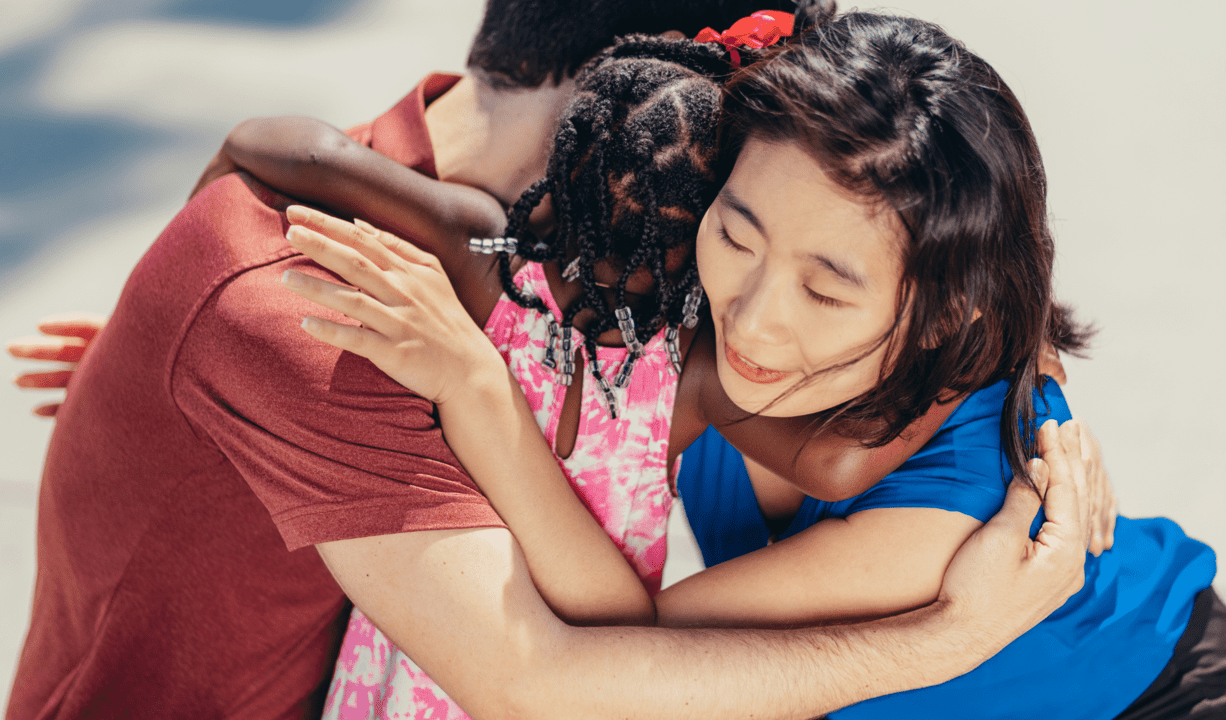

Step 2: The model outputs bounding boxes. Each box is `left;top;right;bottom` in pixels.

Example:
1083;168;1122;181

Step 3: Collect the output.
724;342;790;384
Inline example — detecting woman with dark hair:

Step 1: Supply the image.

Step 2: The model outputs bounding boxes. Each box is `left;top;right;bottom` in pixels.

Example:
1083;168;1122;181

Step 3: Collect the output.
667;12;1224;718
279;7;1222;718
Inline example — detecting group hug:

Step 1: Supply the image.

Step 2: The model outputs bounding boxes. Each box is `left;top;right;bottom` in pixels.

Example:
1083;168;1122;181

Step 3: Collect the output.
6;0;1223;718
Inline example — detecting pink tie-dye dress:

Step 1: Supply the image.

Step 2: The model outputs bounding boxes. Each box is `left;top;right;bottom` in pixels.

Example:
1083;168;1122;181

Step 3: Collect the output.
322;262;678;720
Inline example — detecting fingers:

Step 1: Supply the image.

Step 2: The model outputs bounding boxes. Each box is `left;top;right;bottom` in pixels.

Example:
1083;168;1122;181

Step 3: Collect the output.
284;224;410;306
299;315;388;362
280;269;401;339
1078;423;1105;556
1032;419;1087;553
35;313;107;341
7;335;88;363
14;370;75;390
1078;423;1116;553
285;206;404;272
33;403;61;418
353;218;442;269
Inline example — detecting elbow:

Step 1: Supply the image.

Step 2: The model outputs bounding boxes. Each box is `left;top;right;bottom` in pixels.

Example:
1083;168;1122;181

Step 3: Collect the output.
289;126;350;186
483;629;580;720
301;127;349;168
553;592;656;628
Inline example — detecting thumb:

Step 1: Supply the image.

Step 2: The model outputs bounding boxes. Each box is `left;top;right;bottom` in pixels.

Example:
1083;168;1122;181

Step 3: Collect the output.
985;459;1046;537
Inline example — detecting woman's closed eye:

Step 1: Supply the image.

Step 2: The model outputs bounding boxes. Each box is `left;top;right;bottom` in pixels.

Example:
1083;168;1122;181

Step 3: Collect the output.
803;285;845;308
717;226;753;254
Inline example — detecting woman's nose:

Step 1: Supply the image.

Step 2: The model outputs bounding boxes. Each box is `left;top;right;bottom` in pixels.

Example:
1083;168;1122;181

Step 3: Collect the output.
730;267;792;347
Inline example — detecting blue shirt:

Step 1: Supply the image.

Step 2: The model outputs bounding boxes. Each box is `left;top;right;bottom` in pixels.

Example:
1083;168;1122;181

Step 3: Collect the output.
676;380;1216;719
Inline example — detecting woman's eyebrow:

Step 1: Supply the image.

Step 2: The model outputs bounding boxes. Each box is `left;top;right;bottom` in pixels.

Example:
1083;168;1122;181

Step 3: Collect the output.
807;253;868;290
718;187;768;238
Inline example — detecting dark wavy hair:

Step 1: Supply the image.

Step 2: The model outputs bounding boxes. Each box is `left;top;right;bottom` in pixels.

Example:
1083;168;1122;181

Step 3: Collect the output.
720;11;1093;483
467;0;830;88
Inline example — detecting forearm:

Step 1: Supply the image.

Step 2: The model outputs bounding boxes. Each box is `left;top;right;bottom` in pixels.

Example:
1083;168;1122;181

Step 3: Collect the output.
223;117;503;250
322;527;1005;720
530;600;984;720
437;365;655;626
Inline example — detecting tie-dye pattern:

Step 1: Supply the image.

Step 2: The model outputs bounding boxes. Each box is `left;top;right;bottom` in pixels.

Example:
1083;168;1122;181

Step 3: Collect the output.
322;262;678;719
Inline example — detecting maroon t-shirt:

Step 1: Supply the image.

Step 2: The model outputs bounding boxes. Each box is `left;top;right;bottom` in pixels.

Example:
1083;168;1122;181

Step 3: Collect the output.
7;73;505;720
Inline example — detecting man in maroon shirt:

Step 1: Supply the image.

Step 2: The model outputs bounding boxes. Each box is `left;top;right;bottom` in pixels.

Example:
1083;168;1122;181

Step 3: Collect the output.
6;1;1096;718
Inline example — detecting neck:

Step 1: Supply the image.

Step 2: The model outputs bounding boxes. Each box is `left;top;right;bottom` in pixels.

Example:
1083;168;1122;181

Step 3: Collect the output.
425;74;575;207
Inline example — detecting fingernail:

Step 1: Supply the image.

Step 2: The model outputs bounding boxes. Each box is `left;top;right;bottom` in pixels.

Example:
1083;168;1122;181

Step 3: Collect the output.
354;218;378;235
285;227;299;243
281;270;303;288
301;317;322;332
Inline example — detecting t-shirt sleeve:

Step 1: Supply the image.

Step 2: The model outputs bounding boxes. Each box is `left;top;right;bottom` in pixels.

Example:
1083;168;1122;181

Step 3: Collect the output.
837;448;1009;524
171;254;505;551
834;380;1072;524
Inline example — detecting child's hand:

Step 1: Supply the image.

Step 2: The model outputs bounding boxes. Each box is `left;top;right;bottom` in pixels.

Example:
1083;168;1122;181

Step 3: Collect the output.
7;314;107;417
280;206;504;406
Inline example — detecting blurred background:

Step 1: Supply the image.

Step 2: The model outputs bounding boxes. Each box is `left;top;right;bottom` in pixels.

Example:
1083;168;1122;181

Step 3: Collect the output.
1;0;1223;706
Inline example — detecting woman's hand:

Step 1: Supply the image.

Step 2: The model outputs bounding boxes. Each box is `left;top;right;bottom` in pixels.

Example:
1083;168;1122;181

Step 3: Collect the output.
282;205;656;624
7;314;107;417
280;205;504;405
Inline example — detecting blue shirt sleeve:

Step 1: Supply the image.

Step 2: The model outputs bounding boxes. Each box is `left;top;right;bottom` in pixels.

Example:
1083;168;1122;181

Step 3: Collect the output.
785;379;1072;536
680;379;1072;563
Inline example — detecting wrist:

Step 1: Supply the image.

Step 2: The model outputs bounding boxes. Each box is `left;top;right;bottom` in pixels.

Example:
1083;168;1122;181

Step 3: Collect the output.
435;343;510;409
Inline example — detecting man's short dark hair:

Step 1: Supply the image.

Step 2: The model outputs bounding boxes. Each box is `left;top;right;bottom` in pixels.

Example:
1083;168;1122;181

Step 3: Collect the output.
467;0;805;88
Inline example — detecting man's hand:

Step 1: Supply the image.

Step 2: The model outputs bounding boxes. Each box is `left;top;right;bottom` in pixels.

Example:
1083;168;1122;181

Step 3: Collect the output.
1078;422;1117;555
7;314;107;417
938;419;1090;658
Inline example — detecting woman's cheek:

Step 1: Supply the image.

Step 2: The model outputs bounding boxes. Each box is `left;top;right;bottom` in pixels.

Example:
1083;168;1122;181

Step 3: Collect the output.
694;231;731;309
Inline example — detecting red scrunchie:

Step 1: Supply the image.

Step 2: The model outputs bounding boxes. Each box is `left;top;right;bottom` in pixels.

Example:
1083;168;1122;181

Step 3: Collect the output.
694;10;795;67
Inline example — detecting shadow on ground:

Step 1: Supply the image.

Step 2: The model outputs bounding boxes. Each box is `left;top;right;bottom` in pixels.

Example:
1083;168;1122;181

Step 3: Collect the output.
0;0;366;279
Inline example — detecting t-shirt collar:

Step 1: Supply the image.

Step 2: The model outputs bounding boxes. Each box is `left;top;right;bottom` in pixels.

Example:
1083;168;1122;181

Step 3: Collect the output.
369;72;463;179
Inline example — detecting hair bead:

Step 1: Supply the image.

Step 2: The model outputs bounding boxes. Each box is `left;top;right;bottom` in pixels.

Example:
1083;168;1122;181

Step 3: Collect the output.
682;284;704;329
468;236;518;255
665;325;683;375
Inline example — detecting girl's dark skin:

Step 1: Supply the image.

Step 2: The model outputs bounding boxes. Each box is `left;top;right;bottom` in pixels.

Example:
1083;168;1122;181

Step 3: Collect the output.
192;114;1032;522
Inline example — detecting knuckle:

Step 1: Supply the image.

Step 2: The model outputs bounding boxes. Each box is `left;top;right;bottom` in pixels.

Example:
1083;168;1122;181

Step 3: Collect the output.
348;254;371;275
343;290;368;313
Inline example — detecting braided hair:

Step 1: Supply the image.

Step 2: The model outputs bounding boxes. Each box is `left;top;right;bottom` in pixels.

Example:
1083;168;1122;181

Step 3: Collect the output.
486;36;729;409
